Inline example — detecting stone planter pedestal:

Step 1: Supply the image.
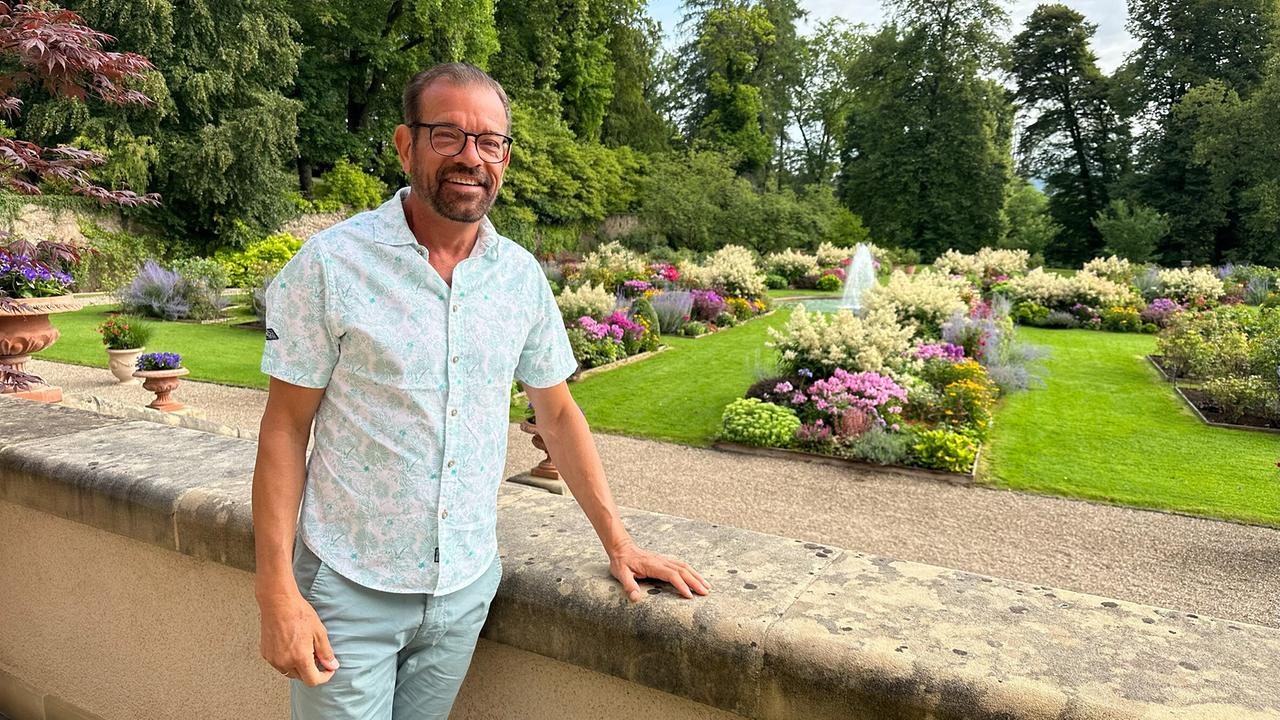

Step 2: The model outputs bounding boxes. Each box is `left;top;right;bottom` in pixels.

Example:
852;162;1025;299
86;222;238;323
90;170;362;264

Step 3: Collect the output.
132;367;190;412
0;295;82;402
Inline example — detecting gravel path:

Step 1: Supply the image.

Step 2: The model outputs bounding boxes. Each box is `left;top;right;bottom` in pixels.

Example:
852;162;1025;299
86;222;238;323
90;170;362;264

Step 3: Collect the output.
28;358;1280;628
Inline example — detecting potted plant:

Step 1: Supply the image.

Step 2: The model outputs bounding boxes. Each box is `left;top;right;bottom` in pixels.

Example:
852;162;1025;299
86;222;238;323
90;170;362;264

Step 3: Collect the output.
97;315;152;384
132;351;190;412
0;240;84;401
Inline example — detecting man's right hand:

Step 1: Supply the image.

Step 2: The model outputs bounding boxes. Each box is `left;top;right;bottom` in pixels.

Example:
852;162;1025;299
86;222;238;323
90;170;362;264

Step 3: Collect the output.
258;591;340;687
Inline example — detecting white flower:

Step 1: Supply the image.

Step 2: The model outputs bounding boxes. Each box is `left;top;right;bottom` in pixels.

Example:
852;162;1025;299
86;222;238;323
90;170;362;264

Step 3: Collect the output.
864;270;968;335
767;304;914;374
815;241;855;267
703;244;767;298
1156;267;1225;302
933;248;1030;277
765;248;819;279
556;283;615;324
577;241;648;285
1081;256;1135;283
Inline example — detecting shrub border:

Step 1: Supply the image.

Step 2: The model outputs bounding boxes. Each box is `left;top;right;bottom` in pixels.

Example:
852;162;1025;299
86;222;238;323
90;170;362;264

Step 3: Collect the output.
710;440;979;486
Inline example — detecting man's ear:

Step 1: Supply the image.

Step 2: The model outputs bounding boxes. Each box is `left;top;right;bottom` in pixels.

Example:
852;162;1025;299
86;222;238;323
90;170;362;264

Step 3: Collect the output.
393;124;413;176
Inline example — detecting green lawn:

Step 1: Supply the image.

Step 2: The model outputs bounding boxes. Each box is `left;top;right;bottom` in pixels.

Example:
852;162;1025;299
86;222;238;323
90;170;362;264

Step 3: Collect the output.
766;288;838;299
984;327;1280;527
36;304;271;388
557;310;791;445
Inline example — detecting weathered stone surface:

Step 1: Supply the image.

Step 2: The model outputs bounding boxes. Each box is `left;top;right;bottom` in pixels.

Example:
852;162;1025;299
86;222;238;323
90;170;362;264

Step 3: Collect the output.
489;483;838;718
0;396;125;451
0;665;45;720
4;399;1280;720
758;552;1280;719
0;419;255;556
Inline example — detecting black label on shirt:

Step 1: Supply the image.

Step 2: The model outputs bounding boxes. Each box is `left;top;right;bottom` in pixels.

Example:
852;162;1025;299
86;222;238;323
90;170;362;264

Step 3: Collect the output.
265;328;280;341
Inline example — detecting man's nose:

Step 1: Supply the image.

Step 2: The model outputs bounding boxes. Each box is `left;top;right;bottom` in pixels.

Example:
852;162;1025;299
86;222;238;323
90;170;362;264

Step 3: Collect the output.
456;135;484;165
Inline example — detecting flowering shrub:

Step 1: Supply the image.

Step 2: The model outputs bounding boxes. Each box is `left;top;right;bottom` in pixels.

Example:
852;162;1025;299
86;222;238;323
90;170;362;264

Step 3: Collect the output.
720;398;801;447
805;370;907;429
691;289;727;322
621;279;652;298
821;267;847;282
96;315;151;350
768;305;914;376
136;351;182;371
1201;375;1278;422
681;320;708;336
913;428;979;473
864;270;968;337
704;244;767;299
1100;306;1147;333
577;241;649;291
815;241;853;267
556;283;615;324
214;233;302;288
1004;269;1134;311
725;296;755;320
649;262;680;284
1081;256;1135;283
933;248;1030;278
1140;298;1183;328
566;326;623;368
1068;272;1137;309
939;378;997;439
1012;301;1050;326
913;342;965;362
764;248;819;281
119;260;189;320
1155;267;1225;304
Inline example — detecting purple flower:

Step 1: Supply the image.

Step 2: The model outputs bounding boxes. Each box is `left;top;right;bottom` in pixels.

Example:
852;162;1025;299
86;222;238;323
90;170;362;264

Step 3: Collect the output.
913;342;966;362
797;368;813;379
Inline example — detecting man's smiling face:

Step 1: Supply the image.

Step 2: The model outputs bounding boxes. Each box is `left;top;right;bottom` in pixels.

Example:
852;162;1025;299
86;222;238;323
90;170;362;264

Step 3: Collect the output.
402;81;510;224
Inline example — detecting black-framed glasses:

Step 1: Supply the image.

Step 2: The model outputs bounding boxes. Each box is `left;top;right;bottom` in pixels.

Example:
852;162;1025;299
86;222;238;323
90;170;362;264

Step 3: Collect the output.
408;123;513;163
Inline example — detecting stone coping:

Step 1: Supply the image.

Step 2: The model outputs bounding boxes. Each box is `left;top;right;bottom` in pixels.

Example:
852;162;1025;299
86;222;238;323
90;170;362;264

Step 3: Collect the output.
2;396;1279;719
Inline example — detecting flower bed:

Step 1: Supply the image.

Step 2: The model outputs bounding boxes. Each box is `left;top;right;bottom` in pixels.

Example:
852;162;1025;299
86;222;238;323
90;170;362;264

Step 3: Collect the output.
551;242;776;368
1147;305;1280;432
715;265;1047;476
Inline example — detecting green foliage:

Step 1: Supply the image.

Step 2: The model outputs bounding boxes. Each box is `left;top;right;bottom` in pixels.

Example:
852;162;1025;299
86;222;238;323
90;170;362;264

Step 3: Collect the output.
765;273;787;289
628;297;661;337
1008;4;1122;262
720;397;800;447
214;233;303;288
1012;301;1050;326
1202;375;1278;422
843;425;916;465
74;223;173;293
171;257;228;321
63;0;305;249
96;314;152;350
314;160;387;211
1000;177;1060;257
1093;200;1169;263
815;274;841;292
1100;306;1143;333
566;326;623;368
912;428;979;473
838;9;1013;260
682;320;708;336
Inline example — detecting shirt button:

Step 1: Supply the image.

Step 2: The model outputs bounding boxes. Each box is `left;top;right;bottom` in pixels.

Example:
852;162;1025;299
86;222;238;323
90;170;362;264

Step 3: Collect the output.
441;509;449;519
447;459;456;468
451;356;459;364
450;408;458;416
452;304;459;313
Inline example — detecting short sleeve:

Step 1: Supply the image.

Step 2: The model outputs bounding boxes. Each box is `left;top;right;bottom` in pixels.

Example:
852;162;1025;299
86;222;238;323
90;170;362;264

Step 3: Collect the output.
514;274;578;388
260;245;340;388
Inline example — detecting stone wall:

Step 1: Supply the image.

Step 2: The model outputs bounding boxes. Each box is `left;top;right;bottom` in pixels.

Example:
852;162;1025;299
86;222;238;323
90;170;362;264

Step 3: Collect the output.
1;396;1279;720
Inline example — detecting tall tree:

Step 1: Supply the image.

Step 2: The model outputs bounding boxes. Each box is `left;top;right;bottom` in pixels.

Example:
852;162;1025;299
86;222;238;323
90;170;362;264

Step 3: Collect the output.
838;0;1013;258
599;1;672;151
790;19;862;186
677;0;776;179
752;0;804;188
1121;0;1278;263
1008;4;1125;263
289;0;499;195
34;0;304;248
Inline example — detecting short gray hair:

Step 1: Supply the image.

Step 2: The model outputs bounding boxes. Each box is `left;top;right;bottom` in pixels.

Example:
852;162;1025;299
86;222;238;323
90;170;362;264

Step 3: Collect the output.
401;63;511;132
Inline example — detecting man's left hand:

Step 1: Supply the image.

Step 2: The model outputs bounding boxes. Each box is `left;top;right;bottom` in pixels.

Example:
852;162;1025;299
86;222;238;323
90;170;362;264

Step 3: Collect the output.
608;541;712;603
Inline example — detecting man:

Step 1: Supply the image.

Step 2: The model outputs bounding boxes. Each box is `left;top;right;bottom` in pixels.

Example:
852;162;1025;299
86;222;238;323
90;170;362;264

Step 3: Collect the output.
252;63;710;719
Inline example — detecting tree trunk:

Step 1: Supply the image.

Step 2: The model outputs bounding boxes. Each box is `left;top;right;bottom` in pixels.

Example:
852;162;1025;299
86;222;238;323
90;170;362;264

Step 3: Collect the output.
297;159;314;198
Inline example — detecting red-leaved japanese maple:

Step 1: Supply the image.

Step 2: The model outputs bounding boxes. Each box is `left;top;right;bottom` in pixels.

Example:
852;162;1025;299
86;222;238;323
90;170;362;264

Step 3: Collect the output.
0;2;160;207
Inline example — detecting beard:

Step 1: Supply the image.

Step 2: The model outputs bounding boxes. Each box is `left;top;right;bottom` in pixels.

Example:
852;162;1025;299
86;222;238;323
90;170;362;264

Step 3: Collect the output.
411;157;498;223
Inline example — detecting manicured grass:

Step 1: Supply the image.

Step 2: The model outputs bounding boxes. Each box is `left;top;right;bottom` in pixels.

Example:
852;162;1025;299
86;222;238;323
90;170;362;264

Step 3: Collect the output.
36;304;270;388
984;327;1280;527
553;310;792;445
766;288;837;298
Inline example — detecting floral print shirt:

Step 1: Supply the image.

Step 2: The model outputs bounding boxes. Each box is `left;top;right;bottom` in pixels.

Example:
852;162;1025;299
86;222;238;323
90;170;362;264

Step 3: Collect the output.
261;187;576;595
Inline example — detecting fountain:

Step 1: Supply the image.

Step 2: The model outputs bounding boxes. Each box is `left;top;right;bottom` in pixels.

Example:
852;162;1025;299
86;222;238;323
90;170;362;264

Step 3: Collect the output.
839;243;877;313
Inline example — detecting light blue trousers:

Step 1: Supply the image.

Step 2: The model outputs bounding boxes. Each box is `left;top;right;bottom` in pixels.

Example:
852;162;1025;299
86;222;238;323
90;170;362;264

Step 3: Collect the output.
290;537;502;719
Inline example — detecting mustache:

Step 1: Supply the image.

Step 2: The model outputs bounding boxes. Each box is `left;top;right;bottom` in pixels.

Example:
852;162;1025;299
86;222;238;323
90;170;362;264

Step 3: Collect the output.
436;165;490;189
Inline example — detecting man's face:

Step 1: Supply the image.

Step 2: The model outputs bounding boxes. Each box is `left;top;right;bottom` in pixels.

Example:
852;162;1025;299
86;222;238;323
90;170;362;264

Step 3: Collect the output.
397;81;509;224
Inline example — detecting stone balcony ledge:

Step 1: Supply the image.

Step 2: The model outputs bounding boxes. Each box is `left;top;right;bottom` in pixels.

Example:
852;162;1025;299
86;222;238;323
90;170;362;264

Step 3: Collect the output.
2;396;1278;719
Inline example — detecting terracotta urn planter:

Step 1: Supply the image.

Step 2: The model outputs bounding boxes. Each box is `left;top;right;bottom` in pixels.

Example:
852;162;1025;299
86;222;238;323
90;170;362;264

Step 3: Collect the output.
518;418;561;481
106;347;145;384
0;294;82;402
132;367;190;412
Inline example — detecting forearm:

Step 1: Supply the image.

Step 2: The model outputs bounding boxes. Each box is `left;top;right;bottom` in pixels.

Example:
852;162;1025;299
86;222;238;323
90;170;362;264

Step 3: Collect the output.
252;425;310;599
535;406;634;556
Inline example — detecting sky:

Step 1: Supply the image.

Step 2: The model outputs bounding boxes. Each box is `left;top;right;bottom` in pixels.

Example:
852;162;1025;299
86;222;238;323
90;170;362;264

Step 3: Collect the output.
647;0;1138;73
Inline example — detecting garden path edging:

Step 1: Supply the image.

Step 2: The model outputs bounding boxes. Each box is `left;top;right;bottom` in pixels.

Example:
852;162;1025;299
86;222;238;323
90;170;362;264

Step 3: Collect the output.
711;441;978;486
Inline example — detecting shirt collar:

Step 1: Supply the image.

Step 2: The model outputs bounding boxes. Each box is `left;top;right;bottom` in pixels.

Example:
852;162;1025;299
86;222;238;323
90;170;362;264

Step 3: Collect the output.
374;186;501;260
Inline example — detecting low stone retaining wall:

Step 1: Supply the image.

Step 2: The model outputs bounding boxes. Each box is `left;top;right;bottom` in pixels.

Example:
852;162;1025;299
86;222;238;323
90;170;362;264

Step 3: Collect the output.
1;396;1278;719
